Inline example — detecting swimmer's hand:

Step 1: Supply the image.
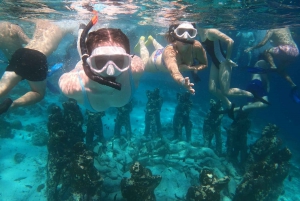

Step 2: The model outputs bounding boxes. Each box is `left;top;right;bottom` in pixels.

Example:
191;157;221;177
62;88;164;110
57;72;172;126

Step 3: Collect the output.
223;59;238;67
181;77;195;95
244;47;254;53
227;59;238;67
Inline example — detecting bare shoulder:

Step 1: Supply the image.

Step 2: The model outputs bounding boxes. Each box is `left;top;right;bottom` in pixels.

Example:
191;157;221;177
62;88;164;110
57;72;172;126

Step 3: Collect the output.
193;40;204;49
131;55;145;73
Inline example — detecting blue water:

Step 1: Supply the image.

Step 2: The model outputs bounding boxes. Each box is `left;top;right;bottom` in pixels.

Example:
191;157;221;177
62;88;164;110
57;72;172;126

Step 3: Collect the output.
1;1;300;201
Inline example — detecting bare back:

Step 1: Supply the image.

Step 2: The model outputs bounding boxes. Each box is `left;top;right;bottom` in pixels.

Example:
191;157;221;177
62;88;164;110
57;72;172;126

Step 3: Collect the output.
0;22;30;60
270;28;296;47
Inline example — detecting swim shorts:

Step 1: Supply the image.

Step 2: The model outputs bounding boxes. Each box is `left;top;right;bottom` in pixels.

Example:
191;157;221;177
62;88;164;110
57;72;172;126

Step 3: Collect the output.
269;45;299;57
246;79;267;102
6;48;48;81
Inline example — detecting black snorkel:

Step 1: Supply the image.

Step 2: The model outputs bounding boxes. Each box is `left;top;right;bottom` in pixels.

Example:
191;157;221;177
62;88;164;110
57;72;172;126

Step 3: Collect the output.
80;15;122;90
169;23;195;45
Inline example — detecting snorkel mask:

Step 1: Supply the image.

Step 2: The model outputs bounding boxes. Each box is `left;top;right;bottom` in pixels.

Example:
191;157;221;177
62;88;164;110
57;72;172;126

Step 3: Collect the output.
79;15;123;90
169;22;197;44
87;46;131;77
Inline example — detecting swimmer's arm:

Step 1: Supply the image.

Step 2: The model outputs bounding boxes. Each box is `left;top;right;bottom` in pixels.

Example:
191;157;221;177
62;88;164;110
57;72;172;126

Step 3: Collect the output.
208;29;234;59
249;30;273;50
162;47;184;84
58;72;83;101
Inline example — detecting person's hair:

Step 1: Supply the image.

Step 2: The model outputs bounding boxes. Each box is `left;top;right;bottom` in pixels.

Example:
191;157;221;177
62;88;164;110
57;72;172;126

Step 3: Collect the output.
86;28;130;54
165;24;178;43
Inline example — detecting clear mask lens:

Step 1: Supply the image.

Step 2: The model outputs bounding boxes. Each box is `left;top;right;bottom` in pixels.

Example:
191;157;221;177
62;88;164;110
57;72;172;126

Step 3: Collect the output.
94;55;130;70
175;28;197;38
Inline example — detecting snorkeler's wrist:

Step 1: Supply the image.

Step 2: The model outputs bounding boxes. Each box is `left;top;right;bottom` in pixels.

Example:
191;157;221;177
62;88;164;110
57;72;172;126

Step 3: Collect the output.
180;78;185;86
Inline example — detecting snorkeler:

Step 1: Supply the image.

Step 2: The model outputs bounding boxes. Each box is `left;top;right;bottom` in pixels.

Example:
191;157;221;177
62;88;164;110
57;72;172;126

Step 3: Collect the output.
0;20;72;115
135;22;208;95
245;28;300;103
59;15;145;112
198;28;256;119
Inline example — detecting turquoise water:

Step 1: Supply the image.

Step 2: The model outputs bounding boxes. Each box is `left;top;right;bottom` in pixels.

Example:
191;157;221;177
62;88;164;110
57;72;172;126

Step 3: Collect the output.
1;1;300;201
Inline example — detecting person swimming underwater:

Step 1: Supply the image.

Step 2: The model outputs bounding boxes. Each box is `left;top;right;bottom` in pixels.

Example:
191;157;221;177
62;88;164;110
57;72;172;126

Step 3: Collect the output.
59;15;145;112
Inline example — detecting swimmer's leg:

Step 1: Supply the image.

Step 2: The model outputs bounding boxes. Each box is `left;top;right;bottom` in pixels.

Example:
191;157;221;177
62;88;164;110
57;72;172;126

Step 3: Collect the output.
10;80;46;109
0;72;22;99
145;35;163;50
265;48;278;69
134;36;149;65
134;36;145;54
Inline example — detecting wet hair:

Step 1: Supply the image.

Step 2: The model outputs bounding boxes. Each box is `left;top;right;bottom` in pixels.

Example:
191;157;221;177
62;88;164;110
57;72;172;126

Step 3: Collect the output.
86;28;130;55
165;22;197;43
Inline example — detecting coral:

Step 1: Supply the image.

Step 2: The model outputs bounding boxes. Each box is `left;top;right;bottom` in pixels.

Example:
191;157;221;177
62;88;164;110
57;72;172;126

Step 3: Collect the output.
14;153;26;163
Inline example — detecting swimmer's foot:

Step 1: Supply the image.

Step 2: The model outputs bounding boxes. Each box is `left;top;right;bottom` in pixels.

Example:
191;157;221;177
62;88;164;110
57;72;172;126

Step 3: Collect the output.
145;35;154;46
134;36;146;54
0;98;13;115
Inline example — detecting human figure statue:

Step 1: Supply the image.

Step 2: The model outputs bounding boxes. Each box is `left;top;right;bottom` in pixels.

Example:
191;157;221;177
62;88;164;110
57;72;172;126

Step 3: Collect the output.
186;168;230;201
86;110;105;149
144;88;163;138
173;92;193;142
203;99;224;156
120;161;162;201
114;100;133;140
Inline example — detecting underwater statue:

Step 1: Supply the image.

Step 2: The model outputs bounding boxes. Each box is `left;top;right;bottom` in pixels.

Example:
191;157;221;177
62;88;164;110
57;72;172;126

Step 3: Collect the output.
144;88;163;138
234;147;292;201
186;168;230;201
233;124;291;201
114;100;133;139
86;110;106;149
202;99;223;155
62;98;85;144
245;123;282;171
172;92;193;142
121;161;162;201
47;99;103;201
226;109;251;167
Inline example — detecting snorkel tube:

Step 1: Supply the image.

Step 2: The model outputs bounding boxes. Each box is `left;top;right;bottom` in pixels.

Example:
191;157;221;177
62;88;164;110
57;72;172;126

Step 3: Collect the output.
80;15;122;90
